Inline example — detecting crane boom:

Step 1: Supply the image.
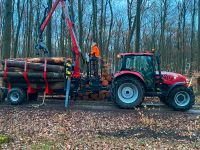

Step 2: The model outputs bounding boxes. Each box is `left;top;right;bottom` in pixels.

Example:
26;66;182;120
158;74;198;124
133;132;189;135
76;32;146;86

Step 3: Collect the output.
37;0;81;78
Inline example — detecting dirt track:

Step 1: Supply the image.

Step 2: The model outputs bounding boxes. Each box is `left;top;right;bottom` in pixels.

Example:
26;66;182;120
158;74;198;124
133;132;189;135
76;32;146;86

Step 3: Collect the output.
0;99;200;149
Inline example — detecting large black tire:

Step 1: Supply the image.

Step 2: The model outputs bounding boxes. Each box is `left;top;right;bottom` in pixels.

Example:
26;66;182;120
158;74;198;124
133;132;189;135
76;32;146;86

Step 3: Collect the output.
168;86;195;111
7;88;26;105
28;93;38;101
114;77;144;108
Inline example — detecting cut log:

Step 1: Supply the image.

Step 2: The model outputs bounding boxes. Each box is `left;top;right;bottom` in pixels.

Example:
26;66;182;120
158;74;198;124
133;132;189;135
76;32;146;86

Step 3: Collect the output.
0;71;63;79
2;60;64;72
105;75;112;82
102;80;109;86
3;78;63;83
7;57;72;65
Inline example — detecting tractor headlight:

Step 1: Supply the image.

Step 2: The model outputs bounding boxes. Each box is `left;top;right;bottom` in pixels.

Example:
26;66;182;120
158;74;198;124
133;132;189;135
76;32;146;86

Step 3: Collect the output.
186;78;190;84
186;78;193;86
117;54;121;58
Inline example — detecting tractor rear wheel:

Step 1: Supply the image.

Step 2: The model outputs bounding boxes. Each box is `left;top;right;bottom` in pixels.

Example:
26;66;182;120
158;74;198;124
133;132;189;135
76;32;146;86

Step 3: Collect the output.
115;77;144;108
168;86;195;111
7;88;26;105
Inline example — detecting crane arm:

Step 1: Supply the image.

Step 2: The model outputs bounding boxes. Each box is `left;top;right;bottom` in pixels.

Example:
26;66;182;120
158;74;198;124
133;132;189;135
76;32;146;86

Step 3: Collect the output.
36;0;81;78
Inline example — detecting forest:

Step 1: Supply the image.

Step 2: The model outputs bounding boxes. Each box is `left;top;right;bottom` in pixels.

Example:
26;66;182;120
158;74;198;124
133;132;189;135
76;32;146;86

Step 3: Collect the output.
0;0;200;74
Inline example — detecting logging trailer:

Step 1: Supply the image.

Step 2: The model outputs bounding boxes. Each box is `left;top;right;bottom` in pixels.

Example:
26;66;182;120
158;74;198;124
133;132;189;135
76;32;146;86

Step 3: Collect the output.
0;0;195;111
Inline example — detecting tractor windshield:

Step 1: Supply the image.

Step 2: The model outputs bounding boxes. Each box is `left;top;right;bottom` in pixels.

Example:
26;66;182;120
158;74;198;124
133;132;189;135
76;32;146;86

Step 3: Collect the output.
124;55;153;73
123;55;154;87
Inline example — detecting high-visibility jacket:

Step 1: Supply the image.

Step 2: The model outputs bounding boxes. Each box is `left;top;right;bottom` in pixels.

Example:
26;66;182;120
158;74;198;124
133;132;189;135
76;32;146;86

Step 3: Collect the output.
91;45;100;58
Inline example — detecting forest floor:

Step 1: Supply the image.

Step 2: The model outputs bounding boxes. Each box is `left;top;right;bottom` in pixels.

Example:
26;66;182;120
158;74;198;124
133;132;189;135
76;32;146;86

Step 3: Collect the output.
0;98;200;150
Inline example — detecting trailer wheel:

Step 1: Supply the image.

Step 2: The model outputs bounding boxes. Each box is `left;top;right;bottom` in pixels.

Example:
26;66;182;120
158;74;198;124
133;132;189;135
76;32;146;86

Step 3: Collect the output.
168;86;195;111
115;77;144;108
7;88;26;105
28;93;38;101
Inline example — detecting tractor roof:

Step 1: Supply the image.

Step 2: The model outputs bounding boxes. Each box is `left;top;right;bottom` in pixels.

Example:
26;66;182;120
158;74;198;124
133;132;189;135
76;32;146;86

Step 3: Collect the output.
119;52;154;56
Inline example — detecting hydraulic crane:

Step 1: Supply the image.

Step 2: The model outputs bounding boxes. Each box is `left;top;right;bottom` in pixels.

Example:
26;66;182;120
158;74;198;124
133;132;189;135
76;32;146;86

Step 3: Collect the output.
35;0;81;107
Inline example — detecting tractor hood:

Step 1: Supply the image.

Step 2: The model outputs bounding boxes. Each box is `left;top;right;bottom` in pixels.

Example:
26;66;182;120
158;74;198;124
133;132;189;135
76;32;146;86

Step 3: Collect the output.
157;71;188;85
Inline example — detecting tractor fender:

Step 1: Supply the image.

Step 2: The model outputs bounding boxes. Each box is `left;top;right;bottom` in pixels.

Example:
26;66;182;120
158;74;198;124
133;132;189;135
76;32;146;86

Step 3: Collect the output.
114;71;145;85
166;82;188;96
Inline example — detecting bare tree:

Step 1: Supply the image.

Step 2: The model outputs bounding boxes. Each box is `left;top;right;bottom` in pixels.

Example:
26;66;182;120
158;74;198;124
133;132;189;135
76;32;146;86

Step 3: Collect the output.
135;0;142;52
159;0;168;62
104;0;113;58
92;0;98;42
126;0;136;52
190;0;196;75
78;0;83;50
13;0;25;58
47;0;52;56
2;0;13;59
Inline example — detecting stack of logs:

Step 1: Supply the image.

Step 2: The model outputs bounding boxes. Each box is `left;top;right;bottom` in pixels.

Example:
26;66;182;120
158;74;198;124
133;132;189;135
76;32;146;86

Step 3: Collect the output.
0;57;66;90
0;57;112;100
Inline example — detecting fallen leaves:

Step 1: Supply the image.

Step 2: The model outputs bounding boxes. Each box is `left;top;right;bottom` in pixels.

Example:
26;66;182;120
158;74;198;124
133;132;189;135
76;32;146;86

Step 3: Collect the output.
0;106;199;149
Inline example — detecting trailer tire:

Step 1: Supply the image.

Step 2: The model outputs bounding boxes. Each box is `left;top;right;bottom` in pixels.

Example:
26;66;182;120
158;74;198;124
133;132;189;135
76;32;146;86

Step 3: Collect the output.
28;93;38;101
168;86;195;111
115;77;144;108
7;88;26;105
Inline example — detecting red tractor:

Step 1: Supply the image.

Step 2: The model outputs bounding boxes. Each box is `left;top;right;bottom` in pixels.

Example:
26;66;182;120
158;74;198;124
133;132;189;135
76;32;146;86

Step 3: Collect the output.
111;52;195;111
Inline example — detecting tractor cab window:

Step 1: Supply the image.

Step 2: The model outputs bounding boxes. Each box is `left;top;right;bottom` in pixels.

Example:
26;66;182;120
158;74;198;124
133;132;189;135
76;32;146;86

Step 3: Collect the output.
124;55;154;88
124;56;153;72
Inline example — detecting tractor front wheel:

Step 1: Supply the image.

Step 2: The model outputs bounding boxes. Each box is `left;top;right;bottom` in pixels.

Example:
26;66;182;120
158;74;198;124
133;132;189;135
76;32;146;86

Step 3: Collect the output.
115;77;144;108
168;86;195;111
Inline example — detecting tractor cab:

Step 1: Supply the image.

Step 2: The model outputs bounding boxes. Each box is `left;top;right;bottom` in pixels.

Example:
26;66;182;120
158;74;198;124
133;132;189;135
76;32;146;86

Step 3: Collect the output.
116;52;157;90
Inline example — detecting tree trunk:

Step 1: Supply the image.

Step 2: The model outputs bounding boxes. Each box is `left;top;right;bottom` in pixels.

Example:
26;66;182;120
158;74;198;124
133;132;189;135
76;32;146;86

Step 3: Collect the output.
47;0;52;56
190;0;196;76
135;0;142;52
126;0;136;52
105;0;113;59
92;0;98;42
13;0;25;58
182;0;186;73
78;0;83;50
2;0;12;59
99;0;104;56
159;0;167;63
12;57;66;65
2;61;64;72
0;72;63;79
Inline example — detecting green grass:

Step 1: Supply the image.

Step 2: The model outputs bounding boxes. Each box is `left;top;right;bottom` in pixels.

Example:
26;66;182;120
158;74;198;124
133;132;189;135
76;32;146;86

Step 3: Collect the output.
0;134;10;144
30;140;61;150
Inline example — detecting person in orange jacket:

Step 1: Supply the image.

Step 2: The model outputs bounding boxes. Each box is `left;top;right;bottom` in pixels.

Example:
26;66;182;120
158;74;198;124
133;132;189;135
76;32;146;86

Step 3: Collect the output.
90;42;100;58
90;42;100;76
